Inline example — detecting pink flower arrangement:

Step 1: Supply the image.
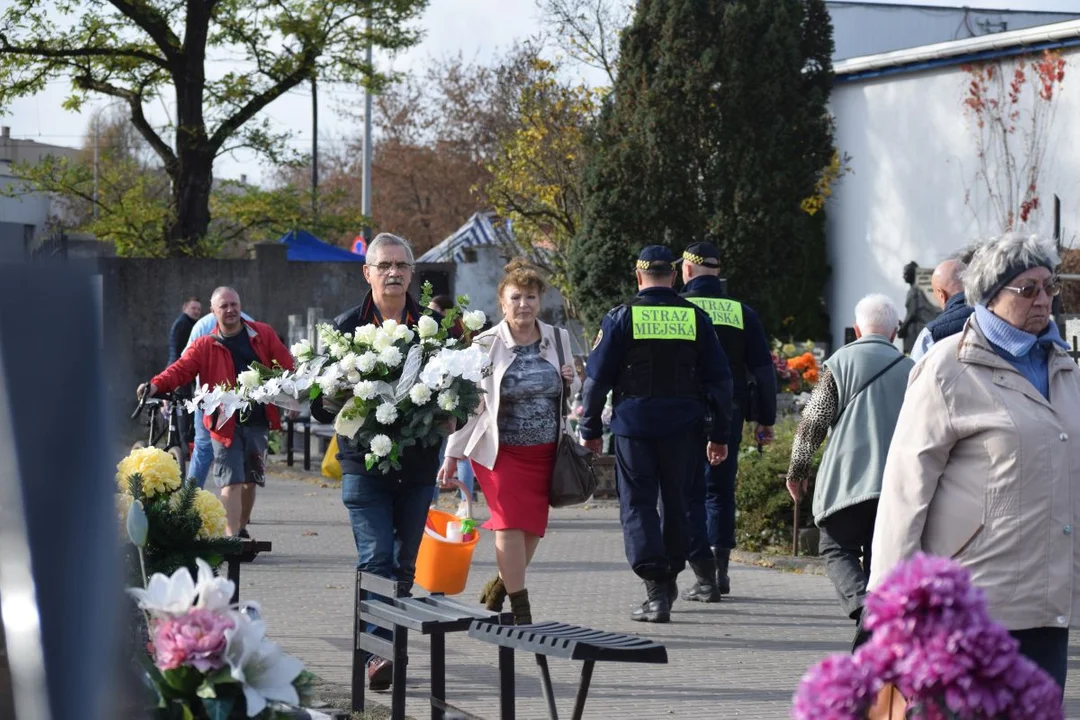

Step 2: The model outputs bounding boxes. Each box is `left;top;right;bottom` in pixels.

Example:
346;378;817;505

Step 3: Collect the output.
792;553;1063;719
152;607;235;672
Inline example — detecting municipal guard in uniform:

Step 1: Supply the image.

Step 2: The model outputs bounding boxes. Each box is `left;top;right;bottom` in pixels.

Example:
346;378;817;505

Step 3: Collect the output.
679;240;777;601
580;245;734;623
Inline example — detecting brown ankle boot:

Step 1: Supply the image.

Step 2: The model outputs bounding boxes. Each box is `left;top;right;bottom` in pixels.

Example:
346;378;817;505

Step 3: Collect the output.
508;589;532;625
479;575;507;612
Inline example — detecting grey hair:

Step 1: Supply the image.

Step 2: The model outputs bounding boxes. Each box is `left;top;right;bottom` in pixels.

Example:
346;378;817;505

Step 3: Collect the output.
210;286;240;305
962;233;1059;305
367;233;414;265
854;293;900;335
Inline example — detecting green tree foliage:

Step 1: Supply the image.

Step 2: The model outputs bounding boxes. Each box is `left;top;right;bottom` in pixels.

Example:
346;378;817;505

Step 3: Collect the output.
570;0;836;338
0;0;428;256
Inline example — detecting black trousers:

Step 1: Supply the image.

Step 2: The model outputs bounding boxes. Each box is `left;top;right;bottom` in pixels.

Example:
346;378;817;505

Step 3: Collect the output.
818;499;878;619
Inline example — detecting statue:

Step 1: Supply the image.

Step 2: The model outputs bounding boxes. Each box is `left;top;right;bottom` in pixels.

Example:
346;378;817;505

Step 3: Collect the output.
897;261;937;355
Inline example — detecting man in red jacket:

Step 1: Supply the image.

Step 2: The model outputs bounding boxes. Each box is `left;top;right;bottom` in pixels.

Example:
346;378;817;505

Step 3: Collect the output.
139;287;294;537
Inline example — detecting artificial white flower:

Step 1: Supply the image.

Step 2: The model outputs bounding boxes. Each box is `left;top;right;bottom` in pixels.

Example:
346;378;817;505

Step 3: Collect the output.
417;315;439;338
419;356;452;391
353;381;379;401
372;332;393;353
379;346;403;368
290;338;314;361
355;324;378;346
375;402;399;424
237;368;262;389
381;318;399;333
409;384;432;405
339;353;357;372
193;557;235;613
463;310;486;332
224;614;304;717
393;324;415;343
346;371;362;385
127;565;198;617
370;434;393;457
356;352;378;374
316;364;343;395
329;341;349;359
445;338;459;348
437;390;459;412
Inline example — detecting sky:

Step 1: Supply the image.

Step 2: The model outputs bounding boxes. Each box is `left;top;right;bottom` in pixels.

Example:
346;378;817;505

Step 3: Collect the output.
1;0;1079;185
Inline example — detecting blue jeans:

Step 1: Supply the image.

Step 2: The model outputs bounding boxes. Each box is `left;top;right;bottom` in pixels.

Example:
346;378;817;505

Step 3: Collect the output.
342;474;433;647
189;408;213;488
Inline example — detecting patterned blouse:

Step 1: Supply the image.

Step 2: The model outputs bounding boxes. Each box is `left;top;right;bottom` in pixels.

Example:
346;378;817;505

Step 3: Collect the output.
786;367;839;485
497;340;562;446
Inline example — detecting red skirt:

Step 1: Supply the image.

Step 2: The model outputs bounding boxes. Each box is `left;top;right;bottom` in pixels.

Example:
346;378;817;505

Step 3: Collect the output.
472;442;557;537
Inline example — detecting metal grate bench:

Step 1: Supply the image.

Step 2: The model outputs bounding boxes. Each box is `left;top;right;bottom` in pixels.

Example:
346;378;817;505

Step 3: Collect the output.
352;570;509;720
467;620;668;720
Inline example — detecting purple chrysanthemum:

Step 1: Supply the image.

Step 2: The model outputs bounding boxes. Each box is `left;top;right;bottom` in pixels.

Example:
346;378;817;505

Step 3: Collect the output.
792;653;878;720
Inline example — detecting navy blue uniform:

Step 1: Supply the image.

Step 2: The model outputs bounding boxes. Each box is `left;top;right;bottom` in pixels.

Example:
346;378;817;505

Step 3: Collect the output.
681;275;777;559
581;287;733;581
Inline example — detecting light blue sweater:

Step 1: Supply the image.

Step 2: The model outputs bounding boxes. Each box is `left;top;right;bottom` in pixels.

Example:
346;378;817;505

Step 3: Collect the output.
974;304;1068;400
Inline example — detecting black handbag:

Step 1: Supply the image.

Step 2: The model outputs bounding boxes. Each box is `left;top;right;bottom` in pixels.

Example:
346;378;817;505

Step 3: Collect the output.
549;328;598;508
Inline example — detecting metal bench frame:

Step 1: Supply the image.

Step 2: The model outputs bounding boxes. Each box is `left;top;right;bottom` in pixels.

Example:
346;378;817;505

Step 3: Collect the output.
225;539;272;604
352;570;509;720
467;620;668;720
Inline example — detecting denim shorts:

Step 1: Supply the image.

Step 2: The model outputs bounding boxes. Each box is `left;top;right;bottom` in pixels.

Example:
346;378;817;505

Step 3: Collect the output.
211;425;269;487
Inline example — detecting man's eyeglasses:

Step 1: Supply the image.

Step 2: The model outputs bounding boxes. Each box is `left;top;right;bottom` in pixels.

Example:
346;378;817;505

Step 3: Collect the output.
368;261;414;273
1001;278;1061;299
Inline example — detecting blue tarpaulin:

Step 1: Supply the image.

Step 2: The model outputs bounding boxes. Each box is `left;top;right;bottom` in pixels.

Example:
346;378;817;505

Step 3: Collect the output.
278;229;365;262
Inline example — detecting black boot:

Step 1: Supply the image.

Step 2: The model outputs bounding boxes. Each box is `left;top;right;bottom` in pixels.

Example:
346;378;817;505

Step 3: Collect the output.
713;547;731;595
508;589;532;625
681;559;721;602
667;578;678;608
631;580;671;623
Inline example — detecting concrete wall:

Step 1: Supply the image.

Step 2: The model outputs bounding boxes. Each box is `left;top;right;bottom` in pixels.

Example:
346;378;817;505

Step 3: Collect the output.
97;242;454;434
825;47;1080;348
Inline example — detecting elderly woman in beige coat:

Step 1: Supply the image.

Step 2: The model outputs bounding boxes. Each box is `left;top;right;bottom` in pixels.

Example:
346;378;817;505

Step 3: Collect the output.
870;233;1080;692
437;259;579;625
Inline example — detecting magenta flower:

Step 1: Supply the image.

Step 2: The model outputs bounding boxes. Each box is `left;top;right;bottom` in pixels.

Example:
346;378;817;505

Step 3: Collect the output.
792;653;877;719
152;607;235;672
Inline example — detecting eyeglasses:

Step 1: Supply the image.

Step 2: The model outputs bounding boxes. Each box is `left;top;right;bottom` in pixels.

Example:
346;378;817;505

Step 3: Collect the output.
368;261;413;273
1001;278;1061;299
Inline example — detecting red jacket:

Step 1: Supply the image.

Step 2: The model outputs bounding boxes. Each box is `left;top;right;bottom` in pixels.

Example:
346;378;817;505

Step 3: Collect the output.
152;320;295;447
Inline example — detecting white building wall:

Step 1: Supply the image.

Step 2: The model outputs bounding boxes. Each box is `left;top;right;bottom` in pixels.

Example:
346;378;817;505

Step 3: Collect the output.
825;48;1080;348
0;162;53;259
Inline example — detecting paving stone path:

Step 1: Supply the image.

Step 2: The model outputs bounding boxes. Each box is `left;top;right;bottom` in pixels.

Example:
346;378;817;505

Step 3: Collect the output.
242;463;1080;719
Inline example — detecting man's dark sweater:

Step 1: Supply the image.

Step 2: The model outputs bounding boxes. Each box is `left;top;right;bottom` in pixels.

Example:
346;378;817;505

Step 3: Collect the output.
169;313;197;364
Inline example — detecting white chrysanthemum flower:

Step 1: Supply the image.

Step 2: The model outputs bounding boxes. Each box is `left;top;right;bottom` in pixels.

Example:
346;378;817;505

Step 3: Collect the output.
379;346;403;368
417;315;439;338
339;353;357;372
463;310;486;331
375;402;399;424
355;325;378;346
329;341;349;359
237;368;262;389
356;352;378;373
370;434;393;457
437;390;459;412
353;381;379;401
409;384;432;405
372;332;393;352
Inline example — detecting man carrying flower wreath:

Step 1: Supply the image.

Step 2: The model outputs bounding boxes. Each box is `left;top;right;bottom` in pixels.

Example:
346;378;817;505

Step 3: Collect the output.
309;232;462;692
139;287;294;539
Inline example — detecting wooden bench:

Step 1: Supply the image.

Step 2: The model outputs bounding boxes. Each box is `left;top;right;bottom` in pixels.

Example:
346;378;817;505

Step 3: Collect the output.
467;620;668;720
352;570;509;720
284;416;336;471
225;539;272;604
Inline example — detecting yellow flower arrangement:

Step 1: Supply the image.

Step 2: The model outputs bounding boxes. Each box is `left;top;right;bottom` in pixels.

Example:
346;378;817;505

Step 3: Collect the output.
116;447;182;499
193;489;228;539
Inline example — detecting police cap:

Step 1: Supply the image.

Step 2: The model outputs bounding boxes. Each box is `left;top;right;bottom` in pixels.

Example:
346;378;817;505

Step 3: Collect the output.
682;241;721;268
636;245;676;272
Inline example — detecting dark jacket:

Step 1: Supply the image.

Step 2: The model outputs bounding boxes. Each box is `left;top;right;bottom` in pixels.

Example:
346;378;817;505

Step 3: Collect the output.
169;313;197;364
310;291;448;480
925;291;974;343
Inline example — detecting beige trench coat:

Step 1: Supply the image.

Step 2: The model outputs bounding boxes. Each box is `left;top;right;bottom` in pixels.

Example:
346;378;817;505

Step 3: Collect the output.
445;319;580;470
870;316;1080;631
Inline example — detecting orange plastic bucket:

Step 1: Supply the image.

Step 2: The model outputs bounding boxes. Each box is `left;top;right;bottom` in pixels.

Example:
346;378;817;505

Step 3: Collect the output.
414;501;480;595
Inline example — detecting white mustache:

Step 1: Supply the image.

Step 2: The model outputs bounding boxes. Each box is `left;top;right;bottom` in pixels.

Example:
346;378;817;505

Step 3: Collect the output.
385;278;403;286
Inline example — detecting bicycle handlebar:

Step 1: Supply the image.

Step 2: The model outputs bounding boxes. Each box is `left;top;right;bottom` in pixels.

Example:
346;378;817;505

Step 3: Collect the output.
131;386;177;419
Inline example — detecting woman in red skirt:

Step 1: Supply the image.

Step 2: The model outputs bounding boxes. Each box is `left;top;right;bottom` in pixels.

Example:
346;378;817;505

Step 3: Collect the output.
439;259;579;624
